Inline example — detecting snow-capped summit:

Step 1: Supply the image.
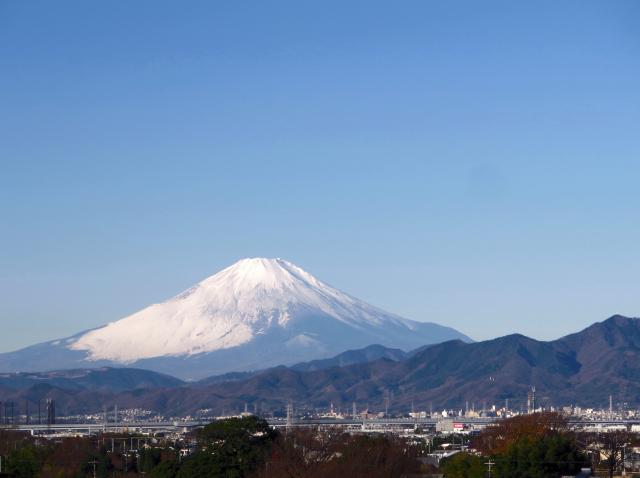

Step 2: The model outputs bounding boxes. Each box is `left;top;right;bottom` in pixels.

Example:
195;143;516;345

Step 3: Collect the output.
0;258;471;379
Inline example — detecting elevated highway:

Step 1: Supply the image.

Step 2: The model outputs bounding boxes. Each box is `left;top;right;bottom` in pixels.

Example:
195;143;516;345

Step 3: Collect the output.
1;416;636;435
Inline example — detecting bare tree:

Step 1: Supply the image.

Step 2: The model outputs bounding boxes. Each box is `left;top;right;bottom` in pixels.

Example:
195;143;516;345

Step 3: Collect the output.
253;427;419;478
582;430;636;478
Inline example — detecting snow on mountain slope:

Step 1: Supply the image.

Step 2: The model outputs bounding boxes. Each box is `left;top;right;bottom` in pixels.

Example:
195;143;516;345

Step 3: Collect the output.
70;258;438;362
0;258;471;379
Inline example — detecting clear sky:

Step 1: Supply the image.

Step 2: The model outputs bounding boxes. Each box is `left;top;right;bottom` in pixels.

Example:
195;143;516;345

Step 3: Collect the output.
1;0;639;352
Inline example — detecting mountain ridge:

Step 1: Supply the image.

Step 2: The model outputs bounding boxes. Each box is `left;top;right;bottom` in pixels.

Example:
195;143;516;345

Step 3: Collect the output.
179;314;635;413
1;316;638;416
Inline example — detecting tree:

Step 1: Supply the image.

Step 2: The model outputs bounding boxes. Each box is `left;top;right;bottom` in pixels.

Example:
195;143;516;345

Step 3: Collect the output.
440;452;485;478
253;428;420;478
583;430;637;478
329;433;419;478
140;448;164;473
150;460;180;478
178;416;277;478
472;412;568;456
4;447;40;478
469;413;587;478
40;437;95;478
492;434;588;478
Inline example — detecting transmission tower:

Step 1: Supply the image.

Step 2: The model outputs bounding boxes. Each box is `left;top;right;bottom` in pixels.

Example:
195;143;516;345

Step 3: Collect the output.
286;401;293;430
384;389;390;416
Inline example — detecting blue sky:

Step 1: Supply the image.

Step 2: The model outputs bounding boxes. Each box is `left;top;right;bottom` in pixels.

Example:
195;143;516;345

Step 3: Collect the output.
1;0;639;352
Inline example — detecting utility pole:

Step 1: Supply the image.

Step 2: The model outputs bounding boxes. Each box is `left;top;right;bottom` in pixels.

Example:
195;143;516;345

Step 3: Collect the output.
485;459;495;478
89;459;98;478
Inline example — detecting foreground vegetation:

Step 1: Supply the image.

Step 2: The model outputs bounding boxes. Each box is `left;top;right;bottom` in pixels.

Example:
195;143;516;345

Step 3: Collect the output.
0;416;421;478
0;413;637;477
441;413;639;478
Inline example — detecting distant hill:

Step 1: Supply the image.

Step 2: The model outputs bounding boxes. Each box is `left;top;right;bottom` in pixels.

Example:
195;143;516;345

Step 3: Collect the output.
195;343;407;386
2;316;638;416
123;315;640;415
290;344;407;372
0;344;406;416
0;367;183;393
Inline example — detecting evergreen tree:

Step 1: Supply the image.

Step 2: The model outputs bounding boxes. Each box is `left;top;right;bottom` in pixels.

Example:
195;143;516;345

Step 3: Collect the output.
440;452;485;478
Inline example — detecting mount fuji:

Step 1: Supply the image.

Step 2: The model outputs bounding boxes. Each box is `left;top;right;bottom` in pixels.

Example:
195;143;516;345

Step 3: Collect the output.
0;258;471;379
